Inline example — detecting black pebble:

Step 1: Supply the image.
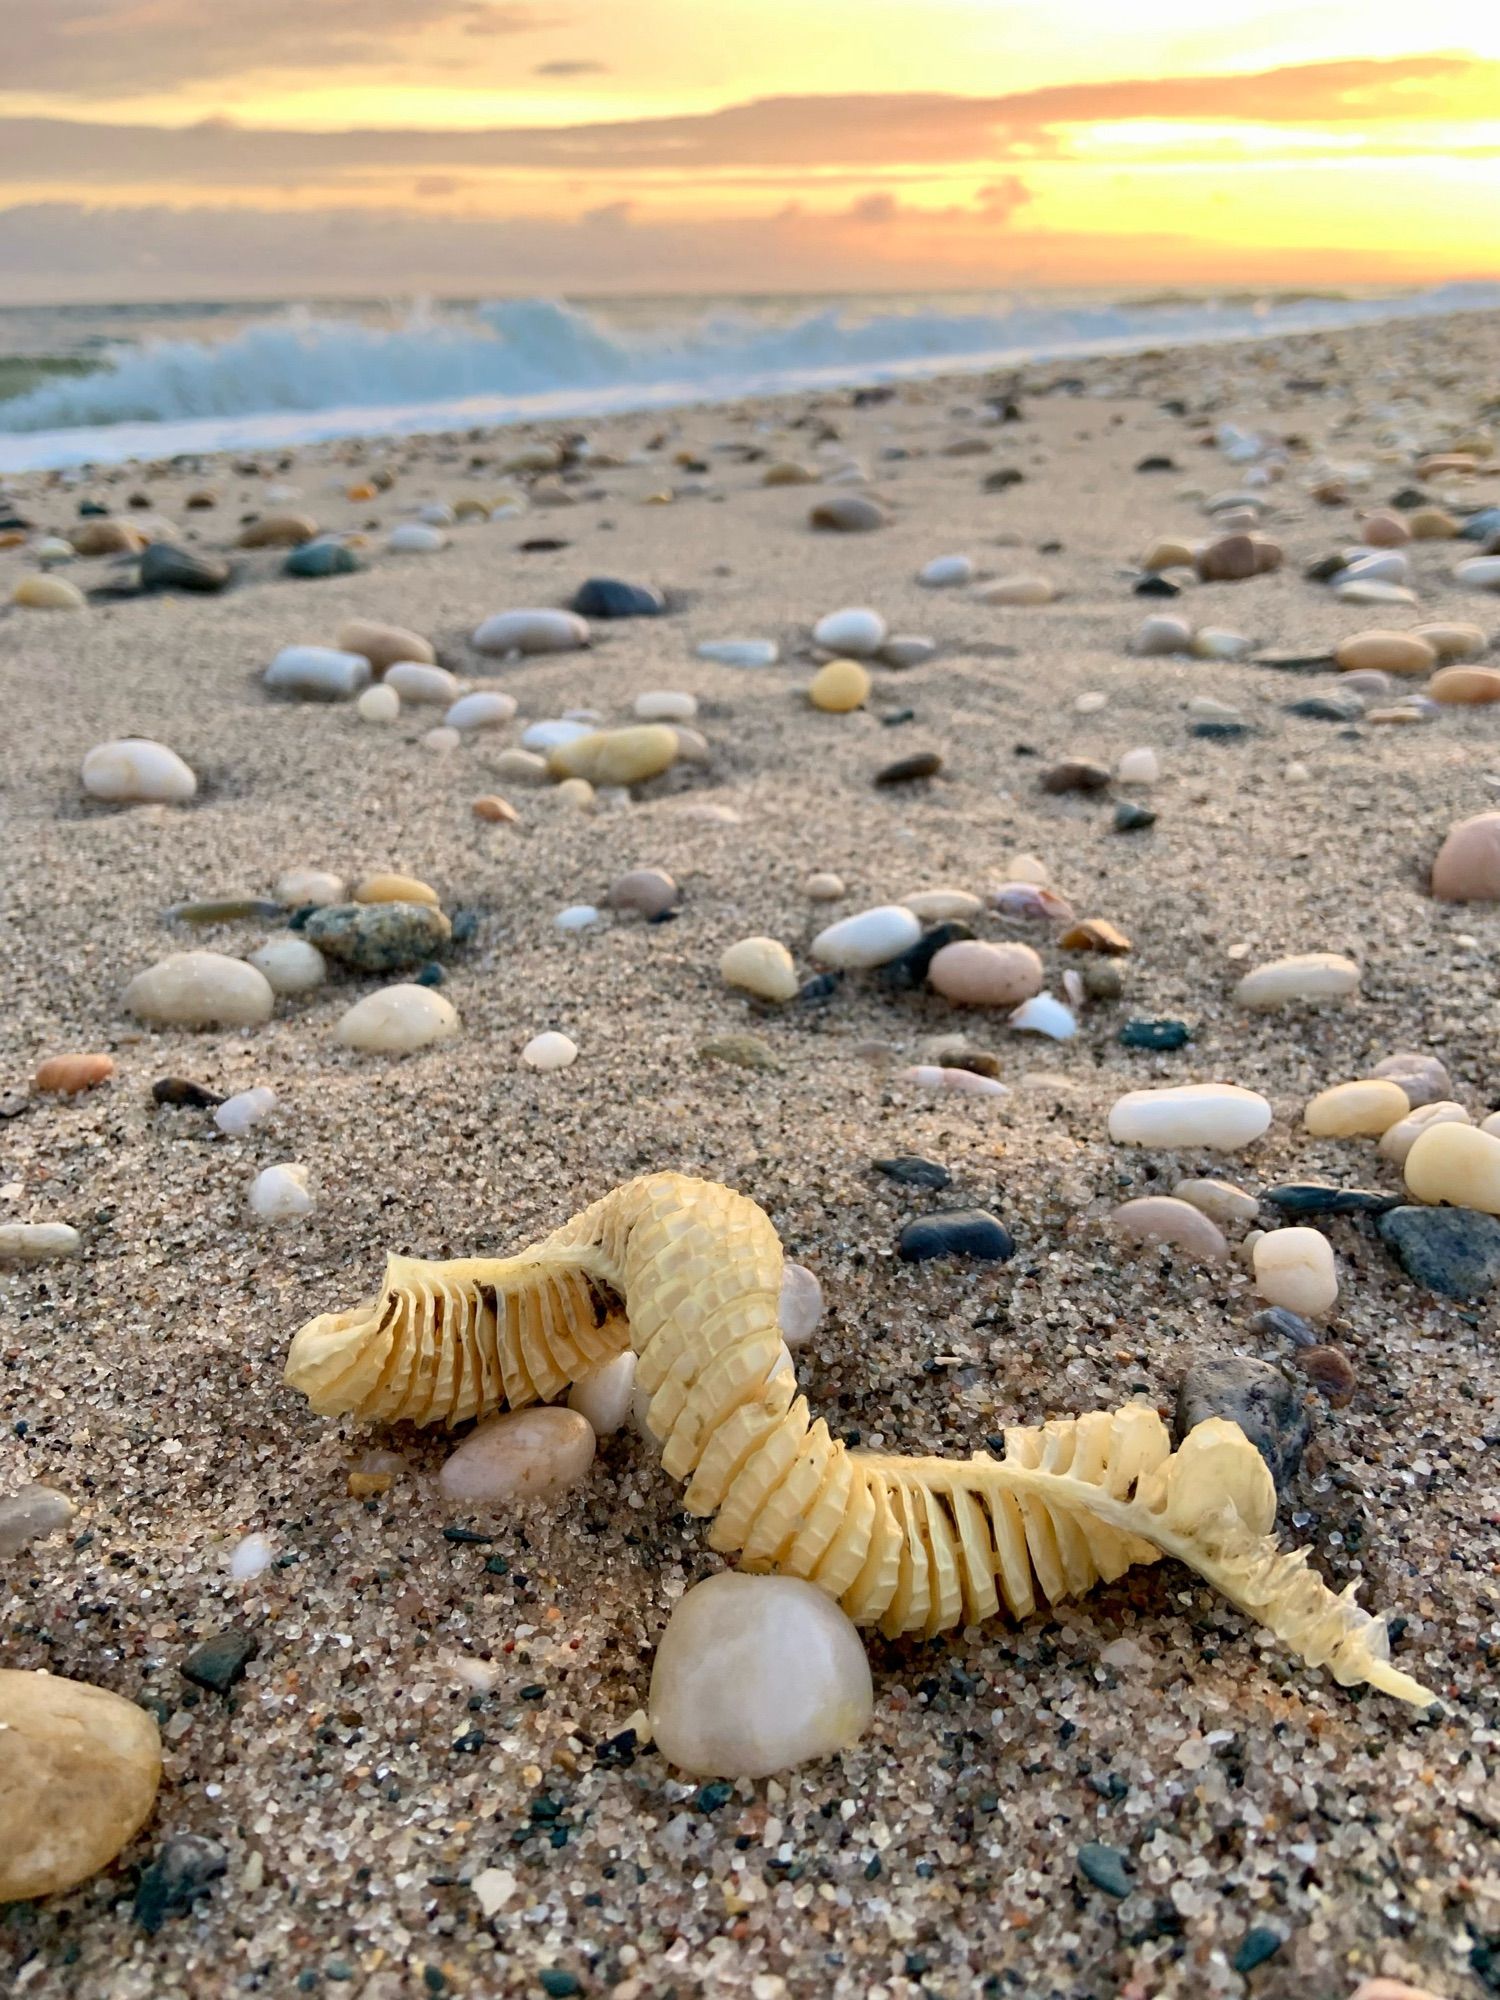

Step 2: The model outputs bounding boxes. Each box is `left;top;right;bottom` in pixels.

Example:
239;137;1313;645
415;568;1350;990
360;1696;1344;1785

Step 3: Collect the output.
414;962;446;988
570;577;666;618
1248;1305;1316;1348
1113;801;1157;833
898;1210;1014;1263
1118;1018;1190;1050
140;543;232;594
874;921;974;991
1188;719;1254;739
1378;1204;1500;1300
450;910;480;945
1076;1842;1132;1898
874;750;943;785
1303;552;1347;581
1264;1184;1398;1217
1135;454;1177;472
1285;696;1363;722
152;1077;224;1108
1233;1928;1285;1974
873;1155;952;1190
881;707;916;727
1175;1357;1310;1492
181;1628;258;1693
518;537;570;552
1133;574;1181;597
795;971;842;1006
133;1834;227;1933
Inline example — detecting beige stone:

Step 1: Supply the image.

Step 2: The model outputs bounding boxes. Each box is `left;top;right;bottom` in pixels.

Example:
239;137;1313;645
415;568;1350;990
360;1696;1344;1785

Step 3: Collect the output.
1357;510;1410;547
1404;1123;1500;1214
337;619;434;673
439;1407;596;1507
1371;1050;1452;1107
70;519;145;557
12;574;85;610
122;951;275;1028
236;512;318;548
354;872;440;908
1407;507;1459;539
34;1053;114;1095
1111;1197;1228;1261
548;726;678;787
902;888;983;922
1333;630;1436;676
335;985;459;1053
1234;952;1359;1009
1378;1101;1472;1168
1254;1227;1338;1317
1141;538;1194;570
809;494;887;532
721;936;798;1002
1303;1079;1409;1138
1172;1177;1259;1225
928;940;1044;1007
1412;621;1486;661
1430;665;1500;704
1431;811;1500;901
609;868;678;918
978;575;1056;605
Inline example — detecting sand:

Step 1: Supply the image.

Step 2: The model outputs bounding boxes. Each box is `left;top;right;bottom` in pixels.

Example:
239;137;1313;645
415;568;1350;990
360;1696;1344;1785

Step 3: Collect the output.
2;309;1498;1999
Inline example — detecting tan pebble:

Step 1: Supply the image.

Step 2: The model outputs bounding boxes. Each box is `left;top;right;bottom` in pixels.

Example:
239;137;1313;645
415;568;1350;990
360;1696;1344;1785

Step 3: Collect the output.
236;512;318;548
337;619;434;673
1430;665;1500;703
1142;538;1194;570
762;461;816;485
122;951;274;1028
70;519;145;557
809;494;887;532
1412;621;1487;662
1407;507;1458;540
928;940;1044;1006
1357;510;1410;547
978;575;1056;605
1431;811;1500;901
902;888;982;922
472;794;519;824
335;984;458;1053
1195;532;1281;581
1350;1984;1444;2000
809;659;871;712
1404;1122;1500;1214
1172;1177;1259;1225
805;872;847;902
34;1053;114;1095
1367;705;1425;725
1234;951;1359;1009
1254;1227;1338;1317
490;747;550;784
547;725;678;787
609;868;678;917
1333;629;1436;676
12;574;86;610
1379;1101;1472;1167
721;937;798;1003
354;872;440;908
1303;1078;1409;1137
1006;851;1050;885
347;1470;393;1498
1111;1197;1227;1260
438;1407;595;1507
1059;919;1131;956
555;776;596;810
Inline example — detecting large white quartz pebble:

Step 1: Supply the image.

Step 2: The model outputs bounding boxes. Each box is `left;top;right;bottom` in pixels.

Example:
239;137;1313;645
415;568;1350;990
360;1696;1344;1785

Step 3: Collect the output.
265;645;371;700
567;1352;637;1436
1108;1083;1272;1151
811;905;921;969
812;607;886;656
439;1407;596;1506
247;1162;314;1221
1253;1227;1338;1317
385;661;458;705
336;984;458;1052
721;936;798;1001
696;638;778;667
275;868;344;907
446;691;517;731
81;738;196;804
249;936;326;995
779;1263;824;1347
0;1222;81;1263
215;1085;276;1137
471;609;589;655
522;1031;577;1071
1234;952;1360;1009
122;951;275;1027
648;1572;873;1779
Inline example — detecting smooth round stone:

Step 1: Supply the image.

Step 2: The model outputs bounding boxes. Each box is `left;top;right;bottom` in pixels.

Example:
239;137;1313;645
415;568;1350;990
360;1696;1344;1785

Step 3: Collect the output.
122;952;274;1028
71;518;144;556
384;661;458;705
1412;621;1486;662
1483;1113;1500;1139
572;577;665;619
634;689;697;722
1190;627;1253;661
1333;630;1436;676
1379;1101;1472;1168
0;1669;163;1901
1337;549;1410;585
1234;952;1359;1009
276;866;344;906
553;904;598;931
812;905;921;970
1173;1177;1258;1225
762;461;815;485
354;872;440;908
471;609;589;655
423;725;461;753
357;683;400;722
1304;1078;1409;1138
554;778;596;811
1112;1197;1227;1261
490;748;549;783
879;634;937;668
805;872;847;903
648;1572;872;1780
248;935;326;995
472;794;520;823
567;1352;636;1436
1336;578;1415;606
696;638;778;667
338;619;434;672
928;939;1043;1006
336;984;459;1052
812;607;886;656
1371;1050;1452;1109
1254;1227;1338;1317
81;737;196;805
0;1222;81;1263
523;719;592;753
247;1162;314;1221
1339;669;1392;699
1377;1204;1500;1300
284;538;361;578
979;574;1056;606
898;1209;1015;1262
898;889;978;923
439;1407;595;1507
0;1484;76;1559
1115;747;1160;785
1134;614;1192;656
548;726;678;786
265;645;371;700
779;1263;824;1347
1431;812;1500;901
1431;665;1500;703
1109;1084;1272;1151
214;1086;276;1137
34;1052;113;1095
12;575;85;610
1455;556;1500;590
446;691;516;731
387;522;445;553
1142;537;1194;569
809;495;887;533
918;554;973;587
522;1031;577;1071
1405;1123;1500;1214
305;901;449;970
809;659;870;712
238;512;317;548
608;868;677;918
721;937;798;1002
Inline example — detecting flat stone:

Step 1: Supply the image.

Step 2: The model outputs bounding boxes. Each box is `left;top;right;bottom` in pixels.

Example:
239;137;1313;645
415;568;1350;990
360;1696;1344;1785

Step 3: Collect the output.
0;1222;80;1262
1333;630;1436;676
265;645;370;701
139;543;231;593
873;1156;952;1190
1263;1183;1398;1217
471;608;590;655
1378;1204;1500;1299
1040;758;1110;794
809;494;887;532
1370;1051;1452;1107
0;1484;76;1558
875;750;943;785
132;1832;227;1934
898;1210;1015;1263
1113;801;1157;832
285;540;362;577
1119;1018;1190;1050
1076;1843;1132;1898
1430;665;1500;703
1234;952;1359;1009
151;1077;223;1108
181;1629;258;1694
1112;1197;1228;1260
698;1033;779;1072
439;1407;596;1507
1176;1356;1310;1490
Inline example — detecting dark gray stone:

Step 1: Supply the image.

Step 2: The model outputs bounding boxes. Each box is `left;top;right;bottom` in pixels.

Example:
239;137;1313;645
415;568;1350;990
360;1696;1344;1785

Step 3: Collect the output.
1264;1184;1398;1217
133;1834;227;1932
1378;1204;1500;1300
1175;1356;1310;1492
873;1156;952;1190
1076;1842;1132;1898
875;921;974;990
140;542;231;593
571;577;666;618
182;1628;258;1693
284;539;362;578
874;751;943;785
1119;1017;1189;1050
1113;800;1157;832
898;1210;1014;1264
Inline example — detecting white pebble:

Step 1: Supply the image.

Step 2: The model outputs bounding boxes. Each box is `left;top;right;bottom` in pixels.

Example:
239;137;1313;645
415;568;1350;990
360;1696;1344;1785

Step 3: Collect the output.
265;645;371;701
1108;1083;1272;1151
554;904;599;931
900;1065;1009;1098
445;691;516;731
439;1407;596;1505
812;607;886;656
248;936;326;995
215;1086;277;1137
779;1263;824;1347
1116;746;1160;785
0;1222;81;1263
229;1533;275;1582
696;638;778;667
567;1352;636;1436
275;868;344;907
387;522;446;553
522;1031;577;1071
1234;952;1360;1009
1009;993;1077;1040
422;726;461;753
471;608;589;655
634;690;698;722
811;905;920;970
336;984;459;1052
248;1162;314;1222
918;555;973;587
122;951;275;1028
385;661;458;705
523;718;593;752
81;738;196;804
1253;1227;1338;1317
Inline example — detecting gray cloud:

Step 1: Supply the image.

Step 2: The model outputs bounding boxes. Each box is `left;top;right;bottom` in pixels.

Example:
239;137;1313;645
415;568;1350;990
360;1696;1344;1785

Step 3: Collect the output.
533;59;609;76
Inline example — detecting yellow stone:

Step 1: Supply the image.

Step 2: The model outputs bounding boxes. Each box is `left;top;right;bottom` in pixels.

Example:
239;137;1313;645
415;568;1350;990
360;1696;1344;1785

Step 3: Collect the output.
12;574;85;610
1408;506;1459;539
354;873;441;908
0;1669;162;1900
555;776;597;810
809;659;871;712
236;512;319;548
1333;630;1436;676
1253;1228;1338;1318
1404;1123;1500;1214
721;936;798;1002
1429;666;1500;704
1142;538;1194;570
547;725;679;787
1303;1079;1409;1138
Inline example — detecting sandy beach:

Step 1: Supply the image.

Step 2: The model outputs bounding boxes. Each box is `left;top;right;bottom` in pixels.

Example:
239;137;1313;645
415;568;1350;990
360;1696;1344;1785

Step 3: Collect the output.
2;307;1499;1999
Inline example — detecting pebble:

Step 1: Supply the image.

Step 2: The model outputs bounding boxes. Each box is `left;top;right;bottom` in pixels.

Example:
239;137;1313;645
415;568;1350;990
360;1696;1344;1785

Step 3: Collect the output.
1076;1843;1132;1899
809;494;887;532
1455;555;1500;589
648;1572;872;1779
445;691;516;731
471;609;590;655
81;738;196;805
522;1031;578;1071
1337;578;1415;606
900;1065;1010;1098
1176;1357;1309;1489
248;936;326;994
1060;918;1130;955
1135;614;1193;655
439;1407;596;1507
1404;1122;1500;1214
1413;620;1487;661
71;518;143;557
1115;747;1160;785
928;939;1044;1006
918;555;972;586
214;1086;276;1137
1009;993;1077;1039
633;689;697;724
387;522;445;553
1371;1050;1452;1106
1040;758;1110;794
1303;1078;1409;1137
567;1352;637;1436
237;512;317;547
355;682;398;722
811;905;921;970
355;872;441;908
1333;630;1436;676
554;903;600;929
1173;1177;1258;1224
265;645;371;700
1378;1101;1471;1166
812;607;886;655
306;902;450;971
1234;951;1359;1009
336;619;433;673
1112;1197;1228;1261
1262;1183;1395;1217
875;750;943;784
548;725;678;786
1431;665;1500;703
874;1155;951;1189
1196;531;1280;581
12;575;85;610
1119;1017;1190;1050
572;577;665;618
1109;1083;1272;1150
336;984;459;1052
284;540;361;578
139;543;230;593
0;1220;82;1262
1114;801;1157;832
229;1533;275;1582
276;867;343;906
122;951;274;1028
721;937;798;1002
0;1483;76;1557
1254;1227;1338;1317
34;1052;113;1095
699;1033;779;1071
805;872;848;902
132;1832;227;1932
980;575;1057;606
902;888;982;922
696;639;778;667
422;725;461;753
1431;809;1500;901
0;1669;163;1900
898;1209;1015;1262
778;1263;824;1347
1378;1204;1500;1299
809;659;870;711
879;634;937;668
524;718;592;752
383;661;458;705
247;1162;314;1222
609;868;678;918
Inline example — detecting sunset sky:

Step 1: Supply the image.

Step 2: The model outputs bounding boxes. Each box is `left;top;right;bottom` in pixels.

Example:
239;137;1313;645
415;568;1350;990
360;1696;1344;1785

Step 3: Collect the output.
1;0;1497;300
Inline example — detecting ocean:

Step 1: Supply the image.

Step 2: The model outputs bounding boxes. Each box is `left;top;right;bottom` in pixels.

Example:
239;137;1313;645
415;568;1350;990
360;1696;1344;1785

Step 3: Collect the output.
2;280;1497;473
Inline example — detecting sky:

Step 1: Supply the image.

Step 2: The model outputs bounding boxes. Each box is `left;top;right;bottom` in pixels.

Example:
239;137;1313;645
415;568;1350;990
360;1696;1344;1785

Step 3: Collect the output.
1;0;1497;301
